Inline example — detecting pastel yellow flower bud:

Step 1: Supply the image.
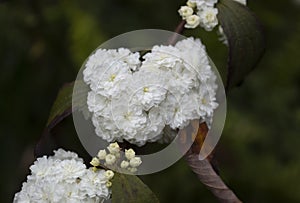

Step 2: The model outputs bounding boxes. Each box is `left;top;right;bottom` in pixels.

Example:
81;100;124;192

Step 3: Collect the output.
105;170;114;180
185;15;200;29
92;166;98;172
107;142;120;154
129;157;142;168
129;167;137;173
120;160;129;169
105;154;116;165
187;0;196;8
125;148;135;160
178;6;194;19
106;181;112;188
97;149;107;160
90;157;100;167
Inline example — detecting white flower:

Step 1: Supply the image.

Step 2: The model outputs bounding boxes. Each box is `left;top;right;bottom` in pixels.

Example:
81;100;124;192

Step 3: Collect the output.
80;169;110;199
185;14;201;29
90;157;100;167
198;85;218;116
90;61;132;97
191;0;218;8
105;154;116;165
120;160;130;168
142;45;182;69
53;148;82;162
129;157;142;167
111;96;148;141
160;90;201;129
178;6;194;19
198;7;219;31
28;156;56;182
97;149;107;160
107;142;121;154
125;148;135;160
130;70;168;111
87;91;110;117
14;149;111;203
58;159;87;183
83;38;218;147
104;170;114;180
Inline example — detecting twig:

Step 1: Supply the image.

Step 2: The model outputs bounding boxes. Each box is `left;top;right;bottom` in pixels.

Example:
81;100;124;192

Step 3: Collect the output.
168;20;186;45
185;150;242;203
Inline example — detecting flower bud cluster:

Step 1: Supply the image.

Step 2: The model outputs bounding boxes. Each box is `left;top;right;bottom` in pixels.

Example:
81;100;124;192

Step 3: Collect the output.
178;0;247;44
90;142;142;174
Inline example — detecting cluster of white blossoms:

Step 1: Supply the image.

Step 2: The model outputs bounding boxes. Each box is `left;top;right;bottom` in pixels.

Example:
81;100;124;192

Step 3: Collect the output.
90;142;142;173
178;0;219;31
83;37;218;146
14;149;113;203
178;0;247;42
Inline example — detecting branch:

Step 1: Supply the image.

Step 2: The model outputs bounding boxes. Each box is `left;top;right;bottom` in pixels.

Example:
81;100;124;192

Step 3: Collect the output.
182;121;242;203
168;20;186;45
185;150;242;203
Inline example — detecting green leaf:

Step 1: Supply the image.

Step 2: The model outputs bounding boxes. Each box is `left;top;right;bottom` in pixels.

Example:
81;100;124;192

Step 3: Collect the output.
112;173;159;203
217;0;265;90
35;80;88;157
46;82;74;127
46;80;88;127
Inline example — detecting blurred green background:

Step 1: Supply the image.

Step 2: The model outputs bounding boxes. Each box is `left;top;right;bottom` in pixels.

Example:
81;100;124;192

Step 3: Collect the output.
1;0;300;202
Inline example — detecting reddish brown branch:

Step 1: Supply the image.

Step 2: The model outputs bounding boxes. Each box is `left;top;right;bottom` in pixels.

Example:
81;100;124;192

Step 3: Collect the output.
168;20;186;45
185;150;242;203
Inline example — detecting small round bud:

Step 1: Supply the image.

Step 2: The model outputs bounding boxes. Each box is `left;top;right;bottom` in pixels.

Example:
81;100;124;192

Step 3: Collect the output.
106;181;112;188
105;170;114;180
187;0;196;8
129;157;142;168
97;149;107;160
125;148;135;160
90;157;100;167
92;166;98;172
105;154;116;165
128;167;137;173
107;142;120;154
120;160;129;169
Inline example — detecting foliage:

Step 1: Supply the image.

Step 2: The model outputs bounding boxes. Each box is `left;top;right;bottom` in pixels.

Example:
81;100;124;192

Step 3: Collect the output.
1;0;300;202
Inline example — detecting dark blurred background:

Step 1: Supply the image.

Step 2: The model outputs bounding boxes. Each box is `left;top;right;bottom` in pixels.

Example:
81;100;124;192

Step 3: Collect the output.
1;0;300;202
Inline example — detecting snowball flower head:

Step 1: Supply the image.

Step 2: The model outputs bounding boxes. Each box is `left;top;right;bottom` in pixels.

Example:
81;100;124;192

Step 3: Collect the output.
83;37;218;147
14;149;111;203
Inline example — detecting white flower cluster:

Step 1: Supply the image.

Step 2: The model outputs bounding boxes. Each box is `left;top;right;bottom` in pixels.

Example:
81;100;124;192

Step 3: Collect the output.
83;37;218;146
178;0;219;31
178;0;247;33
14;149;112;203
90;142;142;173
